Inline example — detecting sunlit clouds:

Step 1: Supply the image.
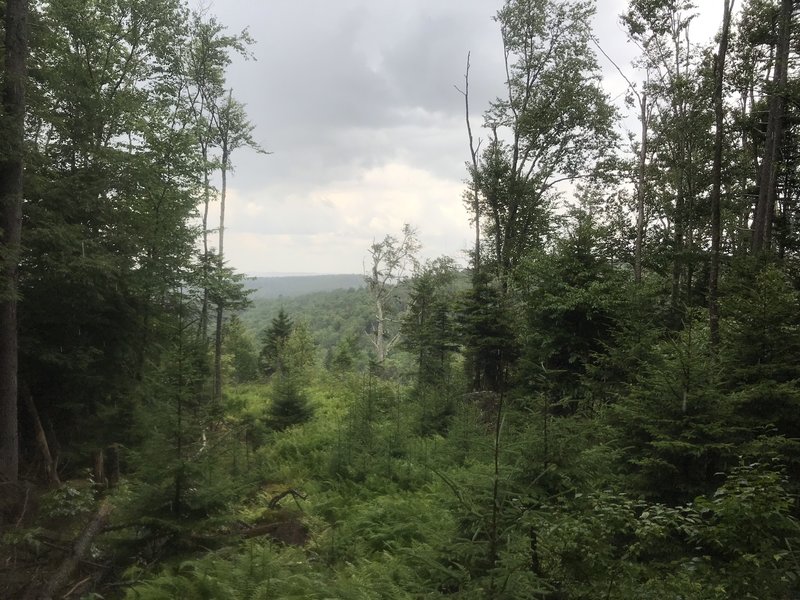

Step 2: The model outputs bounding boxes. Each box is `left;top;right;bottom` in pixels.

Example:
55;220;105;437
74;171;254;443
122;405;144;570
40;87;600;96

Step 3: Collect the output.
218;162;472;274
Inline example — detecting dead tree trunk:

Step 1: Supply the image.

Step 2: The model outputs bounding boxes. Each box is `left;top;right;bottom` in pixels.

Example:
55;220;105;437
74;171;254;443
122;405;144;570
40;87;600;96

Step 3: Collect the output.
457;52;482;272
21;385;59;485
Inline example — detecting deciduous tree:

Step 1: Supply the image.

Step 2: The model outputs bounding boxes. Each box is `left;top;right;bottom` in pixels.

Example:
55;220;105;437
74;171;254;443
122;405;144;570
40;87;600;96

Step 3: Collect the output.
364;224;419;365
475;0;616;285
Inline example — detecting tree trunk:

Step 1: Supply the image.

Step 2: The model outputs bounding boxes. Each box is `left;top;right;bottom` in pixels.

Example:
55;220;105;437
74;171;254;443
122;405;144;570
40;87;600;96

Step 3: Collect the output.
199;141;211;342
460;53;481;273
213;130;229;403
0;0;28;484
710;0;734;351
671;186;685;320
21;385;59;485
36;499;112;600
212;89;235;404
635;91;648;284
752;0;792;253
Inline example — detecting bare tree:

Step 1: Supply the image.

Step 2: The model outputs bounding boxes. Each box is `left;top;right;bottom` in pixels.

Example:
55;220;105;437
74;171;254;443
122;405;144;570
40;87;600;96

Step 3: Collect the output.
364;225;420;364
455;52;483;272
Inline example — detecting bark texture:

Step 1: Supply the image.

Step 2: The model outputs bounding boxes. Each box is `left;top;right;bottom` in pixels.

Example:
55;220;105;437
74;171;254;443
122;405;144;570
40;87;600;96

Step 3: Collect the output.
0;0;28;483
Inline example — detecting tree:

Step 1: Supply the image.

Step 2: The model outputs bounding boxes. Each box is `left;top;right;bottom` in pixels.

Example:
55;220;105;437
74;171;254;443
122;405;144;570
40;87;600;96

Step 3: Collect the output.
475;0;617;285
176;11;262;402
751;0;795;252
222;315;259;383
18;0;207;475
722;262;800;452
259;308;293;377
591;32;655;284
709;0;735;349
622;0;714;317
364;224;419;365
456;52;483;272
516;209;631;413
612;314;731;504
183;12;252;342
458;271;516;392
268;323;316;431
212;90;264;402
0;0;28;482
401;257;459;387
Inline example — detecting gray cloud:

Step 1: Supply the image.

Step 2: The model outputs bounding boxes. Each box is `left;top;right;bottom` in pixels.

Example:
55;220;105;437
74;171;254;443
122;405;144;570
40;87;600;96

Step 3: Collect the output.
196;0;730;274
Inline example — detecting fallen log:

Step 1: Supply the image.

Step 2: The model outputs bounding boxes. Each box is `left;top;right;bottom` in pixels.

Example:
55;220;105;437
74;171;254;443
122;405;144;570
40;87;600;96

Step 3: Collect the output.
268;488;307;510
34;498;112;600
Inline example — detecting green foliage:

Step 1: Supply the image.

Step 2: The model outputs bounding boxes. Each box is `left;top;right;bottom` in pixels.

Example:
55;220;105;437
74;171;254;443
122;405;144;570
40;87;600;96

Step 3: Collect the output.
722;262;800;385
325;333;362;374
475;0;617;278
283;322;316;377
13;2;800;599
39;481;95;519
263;322;318;430
401;257;460;388
241;287;373;361
222;316;260;383
457;271;517;392
245;274;365;299
515;209;632;412
534;460;800;598
612;314;735;503
258;308;293;376
268;375;314;431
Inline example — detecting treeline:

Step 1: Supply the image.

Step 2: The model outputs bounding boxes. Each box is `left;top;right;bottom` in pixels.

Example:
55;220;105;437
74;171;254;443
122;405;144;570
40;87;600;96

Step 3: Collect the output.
0;0;258;484
241;287;374;362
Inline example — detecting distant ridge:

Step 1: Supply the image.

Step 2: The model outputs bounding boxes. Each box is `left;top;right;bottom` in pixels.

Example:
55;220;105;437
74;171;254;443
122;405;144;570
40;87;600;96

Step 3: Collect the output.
244;273;364;299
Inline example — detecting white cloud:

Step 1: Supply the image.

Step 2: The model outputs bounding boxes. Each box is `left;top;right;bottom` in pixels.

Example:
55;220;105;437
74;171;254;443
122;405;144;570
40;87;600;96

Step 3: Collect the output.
212;161;472;274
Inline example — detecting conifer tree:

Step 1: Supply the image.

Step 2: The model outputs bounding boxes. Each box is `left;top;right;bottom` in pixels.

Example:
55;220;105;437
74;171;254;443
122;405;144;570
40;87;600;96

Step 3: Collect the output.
259;308;293;377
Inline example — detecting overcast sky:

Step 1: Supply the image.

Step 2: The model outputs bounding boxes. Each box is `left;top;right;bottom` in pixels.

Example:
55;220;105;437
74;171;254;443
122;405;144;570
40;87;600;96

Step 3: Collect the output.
196;0;729;276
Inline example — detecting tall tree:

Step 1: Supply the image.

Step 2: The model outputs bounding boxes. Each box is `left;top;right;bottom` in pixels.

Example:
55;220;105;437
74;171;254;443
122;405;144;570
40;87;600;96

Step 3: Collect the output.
476;0;616;285
751;0;795;252
177;12;259;403
259;307;293;377
19;0;205;470
591;39;654;283
456;53;483;272
709;0;735;349
183;12;251;342
212;90;262;403
0;0;28;482
401;257;459;387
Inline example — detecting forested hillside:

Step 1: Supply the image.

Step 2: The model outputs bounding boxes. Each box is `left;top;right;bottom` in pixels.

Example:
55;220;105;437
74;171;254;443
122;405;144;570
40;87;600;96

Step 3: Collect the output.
240;287;373;360
2;0;800;598
244;274;365;300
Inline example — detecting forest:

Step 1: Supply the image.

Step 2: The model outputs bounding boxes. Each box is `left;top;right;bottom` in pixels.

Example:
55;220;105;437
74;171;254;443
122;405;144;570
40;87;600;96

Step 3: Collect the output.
1;0;800;598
